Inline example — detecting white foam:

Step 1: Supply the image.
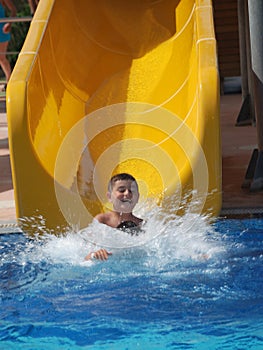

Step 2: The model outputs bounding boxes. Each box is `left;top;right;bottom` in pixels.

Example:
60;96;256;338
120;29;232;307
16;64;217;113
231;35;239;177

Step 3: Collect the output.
20;204;225;267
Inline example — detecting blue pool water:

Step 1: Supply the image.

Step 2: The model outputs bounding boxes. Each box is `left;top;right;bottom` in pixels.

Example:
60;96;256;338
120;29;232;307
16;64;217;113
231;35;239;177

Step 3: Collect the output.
0;215;263;349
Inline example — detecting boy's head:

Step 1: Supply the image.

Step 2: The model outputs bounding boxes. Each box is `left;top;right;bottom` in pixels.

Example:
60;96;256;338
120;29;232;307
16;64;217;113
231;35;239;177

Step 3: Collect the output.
108;173;138;192
107;173;139;213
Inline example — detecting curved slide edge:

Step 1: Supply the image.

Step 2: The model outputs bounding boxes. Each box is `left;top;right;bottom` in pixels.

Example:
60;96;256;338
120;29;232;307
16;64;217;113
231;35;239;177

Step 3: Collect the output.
7;0;221;233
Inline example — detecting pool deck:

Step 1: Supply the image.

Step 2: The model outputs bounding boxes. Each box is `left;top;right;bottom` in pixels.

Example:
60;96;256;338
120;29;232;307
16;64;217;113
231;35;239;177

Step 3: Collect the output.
0;92;263;229
220;93;263;217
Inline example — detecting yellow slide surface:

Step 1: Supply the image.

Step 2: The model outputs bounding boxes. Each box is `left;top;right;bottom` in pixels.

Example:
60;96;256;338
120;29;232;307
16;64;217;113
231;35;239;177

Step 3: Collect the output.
7;0;221;232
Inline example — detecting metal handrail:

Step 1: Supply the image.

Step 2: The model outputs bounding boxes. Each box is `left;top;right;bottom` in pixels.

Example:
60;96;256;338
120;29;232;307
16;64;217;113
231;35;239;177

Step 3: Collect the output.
0;16;33;84
0;16;32;23
0;17;33;55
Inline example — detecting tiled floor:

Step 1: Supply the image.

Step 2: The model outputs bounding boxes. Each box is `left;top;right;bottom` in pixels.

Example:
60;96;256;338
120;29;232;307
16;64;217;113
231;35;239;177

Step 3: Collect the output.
220;93;263;216
0;92;262;226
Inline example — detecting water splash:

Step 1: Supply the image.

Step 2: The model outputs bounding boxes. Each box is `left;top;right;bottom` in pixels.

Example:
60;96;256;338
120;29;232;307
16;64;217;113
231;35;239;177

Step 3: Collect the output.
14;204;225;269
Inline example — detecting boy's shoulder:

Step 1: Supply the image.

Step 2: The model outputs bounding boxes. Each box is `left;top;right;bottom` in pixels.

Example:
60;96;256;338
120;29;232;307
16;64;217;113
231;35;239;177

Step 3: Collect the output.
95;211;115;225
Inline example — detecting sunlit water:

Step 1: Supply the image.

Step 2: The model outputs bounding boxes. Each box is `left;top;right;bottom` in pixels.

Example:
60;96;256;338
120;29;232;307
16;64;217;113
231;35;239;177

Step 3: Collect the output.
0;212;263;349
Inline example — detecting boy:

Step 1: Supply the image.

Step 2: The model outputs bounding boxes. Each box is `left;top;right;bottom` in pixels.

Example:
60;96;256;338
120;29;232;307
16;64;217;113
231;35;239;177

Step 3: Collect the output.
85;173;143;261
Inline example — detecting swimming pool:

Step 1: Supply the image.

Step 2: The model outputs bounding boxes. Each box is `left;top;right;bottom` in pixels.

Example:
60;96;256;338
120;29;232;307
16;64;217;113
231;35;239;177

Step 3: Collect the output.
0;216;262;349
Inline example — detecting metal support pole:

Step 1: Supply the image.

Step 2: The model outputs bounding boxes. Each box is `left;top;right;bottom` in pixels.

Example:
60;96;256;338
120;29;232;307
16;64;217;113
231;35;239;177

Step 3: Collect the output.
236;0;254;126
238;0;248;100
248;0;263;191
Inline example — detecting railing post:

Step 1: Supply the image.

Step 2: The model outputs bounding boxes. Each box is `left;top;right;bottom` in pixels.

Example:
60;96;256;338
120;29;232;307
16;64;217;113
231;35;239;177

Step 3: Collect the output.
248;0;263;191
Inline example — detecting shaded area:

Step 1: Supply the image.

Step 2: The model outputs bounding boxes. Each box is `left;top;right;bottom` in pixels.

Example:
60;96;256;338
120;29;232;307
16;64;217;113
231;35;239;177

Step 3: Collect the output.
0;154;13;193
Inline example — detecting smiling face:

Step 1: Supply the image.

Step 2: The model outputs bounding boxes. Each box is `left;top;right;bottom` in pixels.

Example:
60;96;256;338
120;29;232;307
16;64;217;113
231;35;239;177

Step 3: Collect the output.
107;179;139;213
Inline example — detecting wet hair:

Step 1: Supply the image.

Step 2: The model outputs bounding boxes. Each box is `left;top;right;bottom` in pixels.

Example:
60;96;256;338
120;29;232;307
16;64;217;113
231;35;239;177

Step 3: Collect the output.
108;173;138;192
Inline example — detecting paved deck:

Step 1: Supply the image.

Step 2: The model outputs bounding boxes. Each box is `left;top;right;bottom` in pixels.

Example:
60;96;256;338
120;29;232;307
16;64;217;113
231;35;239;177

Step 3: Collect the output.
220;93;263;217
0;92;262;228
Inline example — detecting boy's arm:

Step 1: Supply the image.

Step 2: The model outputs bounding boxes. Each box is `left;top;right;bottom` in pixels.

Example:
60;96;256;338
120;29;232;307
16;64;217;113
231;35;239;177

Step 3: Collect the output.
2;0;17;33
85;249;112;261
85;213;112;261
4;0;17;16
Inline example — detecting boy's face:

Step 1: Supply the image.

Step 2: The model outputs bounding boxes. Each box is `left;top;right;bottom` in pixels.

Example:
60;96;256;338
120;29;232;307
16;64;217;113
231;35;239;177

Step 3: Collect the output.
107;179;139;213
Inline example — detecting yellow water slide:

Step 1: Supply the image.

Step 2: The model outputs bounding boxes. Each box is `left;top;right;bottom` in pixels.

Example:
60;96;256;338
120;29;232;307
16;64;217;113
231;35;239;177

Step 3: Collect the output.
7;0;221;233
